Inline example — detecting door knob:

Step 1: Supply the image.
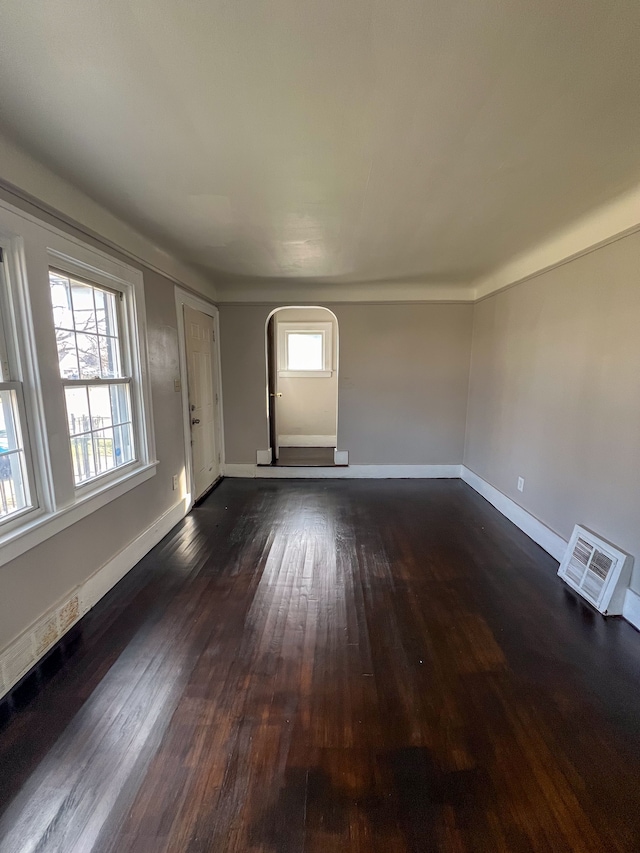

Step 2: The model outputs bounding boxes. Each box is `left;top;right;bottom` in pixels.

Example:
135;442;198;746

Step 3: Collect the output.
192;418;200;425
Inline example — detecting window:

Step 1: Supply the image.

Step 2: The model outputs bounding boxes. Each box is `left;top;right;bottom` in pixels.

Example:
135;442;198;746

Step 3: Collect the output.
0;201;156;568
0;256;35;525
50;271;135;486
287;332;323;371
277;321;333;377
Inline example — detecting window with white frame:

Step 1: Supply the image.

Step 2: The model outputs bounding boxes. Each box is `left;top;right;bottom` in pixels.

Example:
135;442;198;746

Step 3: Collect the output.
0;257;35;522
49;270;135;485
277;321;333;377
0;199;157;568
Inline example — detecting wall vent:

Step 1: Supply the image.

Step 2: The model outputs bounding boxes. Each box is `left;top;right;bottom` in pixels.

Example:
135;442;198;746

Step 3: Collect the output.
0;590;86;698
558;525;633;614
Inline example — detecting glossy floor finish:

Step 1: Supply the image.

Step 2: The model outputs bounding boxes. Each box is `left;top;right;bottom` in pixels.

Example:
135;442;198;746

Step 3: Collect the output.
1;480;640;852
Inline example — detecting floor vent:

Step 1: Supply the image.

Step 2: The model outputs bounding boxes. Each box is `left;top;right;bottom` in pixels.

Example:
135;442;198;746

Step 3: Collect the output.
558;526;633;614
0;592;84;696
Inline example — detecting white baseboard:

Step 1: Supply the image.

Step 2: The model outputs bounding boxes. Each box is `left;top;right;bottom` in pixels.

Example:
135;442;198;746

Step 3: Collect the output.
278;434;337;447
623;588;640;631
461;466;567;562
0;497;188;701
223;463;462;479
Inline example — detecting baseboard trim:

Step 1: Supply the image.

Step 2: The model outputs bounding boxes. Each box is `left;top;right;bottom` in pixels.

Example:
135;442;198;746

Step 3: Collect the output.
623;589;640;631
461;467;567;562
223;463;462;479
0;497;189;701
278;434;337;447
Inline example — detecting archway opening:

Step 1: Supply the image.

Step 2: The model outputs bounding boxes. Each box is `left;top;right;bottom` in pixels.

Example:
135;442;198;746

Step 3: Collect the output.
266;306;339;466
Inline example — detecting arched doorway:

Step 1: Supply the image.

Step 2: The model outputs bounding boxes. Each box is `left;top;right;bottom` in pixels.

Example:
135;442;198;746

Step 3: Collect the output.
266;306;339;466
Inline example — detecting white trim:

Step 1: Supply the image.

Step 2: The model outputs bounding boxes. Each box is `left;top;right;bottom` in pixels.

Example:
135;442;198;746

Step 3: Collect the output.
461;466;567;562
256;449;272;465
623;588;640;632
0;496;188;700
472;181;640;300
0;133;217;301
174;287;225;511
334;449;349;465
278;434;337;447
223;463;461;479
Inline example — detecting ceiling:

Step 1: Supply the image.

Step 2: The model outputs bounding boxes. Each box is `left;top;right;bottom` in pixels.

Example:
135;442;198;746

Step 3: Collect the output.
0;0;639;291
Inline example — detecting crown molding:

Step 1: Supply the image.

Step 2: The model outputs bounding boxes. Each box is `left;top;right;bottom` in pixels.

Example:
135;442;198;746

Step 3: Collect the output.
215;277;475;304
472;182;640;301
0;132;217;300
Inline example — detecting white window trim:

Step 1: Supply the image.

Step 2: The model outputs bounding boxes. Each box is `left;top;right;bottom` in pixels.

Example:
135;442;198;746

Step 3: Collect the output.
277;321;334;378
0;197;158;569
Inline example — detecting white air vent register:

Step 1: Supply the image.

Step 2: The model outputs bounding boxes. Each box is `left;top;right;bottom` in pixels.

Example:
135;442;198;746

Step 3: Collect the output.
558;525;633;615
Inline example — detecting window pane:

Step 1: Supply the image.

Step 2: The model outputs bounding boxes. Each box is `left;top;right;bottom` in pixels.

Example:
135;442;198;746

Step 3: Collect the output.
71;434;96;484
67;384;134;485
75;333;101;379
113;422;134;466
50;275;74;330
109;383;131;426
88;385;113;430
56;328;79;379
98;335;121;378
49;272;123;380
93;428;116;475
287;332;323;370
0;389;29;519
64;386;91;435
71;282;97;333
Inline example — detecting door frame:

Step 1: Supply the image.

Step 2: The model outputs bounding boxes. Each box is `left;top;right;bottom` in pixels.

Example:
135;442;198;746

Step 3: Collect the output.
175;287;225;509
263;305;341;464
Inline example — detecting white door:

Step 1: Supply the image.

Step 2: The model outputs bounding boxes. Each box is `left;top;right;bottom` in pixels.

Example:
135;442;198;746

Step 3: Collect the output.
184;305;219;499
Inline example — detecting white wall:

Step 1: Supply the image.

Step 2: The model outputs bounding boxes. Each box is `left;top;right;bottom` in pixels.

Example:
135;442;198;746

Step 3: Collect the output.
465;229;640;590
219;302;474;464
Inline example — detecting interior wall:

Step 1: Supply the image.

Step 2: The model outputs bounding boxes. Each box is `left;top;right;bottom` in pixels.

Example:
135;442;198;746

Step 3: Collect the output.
465;229;640;590
0;192;191;653
219;302;473;465
274;307;338;445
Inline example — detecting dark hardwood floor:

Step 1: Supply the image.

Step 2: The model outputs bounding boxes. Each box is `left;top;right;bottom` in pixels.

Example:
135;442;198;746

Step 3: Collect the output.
1;479;640;852
275;447;336;466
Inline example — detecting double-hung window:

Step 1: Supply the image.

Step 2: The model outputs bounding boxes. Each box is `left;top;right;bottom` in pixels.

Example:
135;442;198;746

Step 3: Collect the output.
50;270;135;486
0;196;157;568
0;253;35;524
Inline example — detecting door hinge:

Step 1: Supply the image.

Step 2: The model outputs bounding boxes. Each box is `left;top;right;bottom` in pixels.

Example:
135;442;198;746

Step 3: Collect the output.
218;452;221;463
0;247;4;263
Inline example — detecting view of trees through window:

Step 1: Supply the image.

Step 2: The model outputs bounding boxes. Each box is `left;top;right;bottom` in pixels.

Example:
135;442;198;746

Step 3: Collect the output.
50;271;135;485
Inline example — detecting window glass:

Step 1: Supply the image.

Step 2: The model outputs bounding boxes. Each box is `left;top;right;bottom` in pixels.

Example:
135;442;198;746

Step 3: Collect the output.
287;332;323;371
0;389;29;519
51;271;135;486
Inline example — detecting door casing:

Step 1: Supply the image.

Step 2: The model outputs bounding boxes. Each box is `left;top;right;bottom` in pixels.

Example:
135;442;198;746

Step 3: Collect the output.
175;287;224;509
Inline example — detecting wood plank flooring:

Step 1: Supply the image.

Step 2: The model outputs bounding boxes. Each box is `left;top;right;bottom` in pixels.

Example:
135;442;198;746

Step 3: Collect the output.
1;479;640;852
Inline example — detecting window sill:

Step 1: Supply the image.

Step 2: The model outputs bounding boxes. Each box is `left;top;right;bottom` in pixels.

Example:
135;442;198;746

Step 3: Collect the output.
278;370;333;378
0;461;158;569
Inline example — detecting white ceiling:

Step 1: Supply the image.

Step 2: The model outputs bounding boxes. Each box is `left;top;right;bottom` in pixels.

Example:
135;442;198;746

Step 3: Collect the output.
0;0;639;291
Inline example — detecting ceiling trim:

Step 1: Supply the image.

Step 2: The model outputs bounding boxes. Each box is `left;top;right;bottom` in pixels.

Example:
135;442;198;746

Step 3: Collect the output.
0;132;217;300
214;279;475;303
472;181;640;301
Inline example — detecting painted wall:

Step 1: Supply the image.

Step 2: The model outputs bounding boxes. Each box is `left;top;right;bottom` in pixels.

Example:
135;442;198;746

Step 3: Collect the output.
274;307;338;445
465;229;640;590
0;190;191;653
219;302;474;465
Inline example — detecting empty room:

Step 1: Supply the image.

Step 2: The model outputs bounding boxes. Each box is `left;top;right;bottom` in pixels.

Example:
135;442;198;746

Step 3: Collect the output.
0;1;639;851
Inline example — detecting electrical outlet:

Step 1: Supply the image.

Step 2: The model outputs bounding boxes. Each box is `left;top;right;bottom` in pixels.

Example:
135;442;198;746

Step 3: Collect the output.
517;476;524;492
174;379;181;392
172;474;179;491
